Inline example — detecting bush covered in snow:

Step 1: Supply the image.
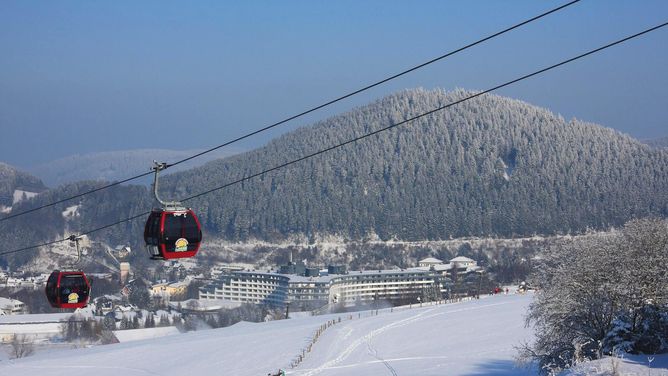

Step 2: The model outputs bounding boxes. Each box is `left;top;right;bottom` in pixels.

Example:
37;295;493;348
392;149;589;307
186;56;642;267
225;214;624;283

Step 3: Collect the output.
520;218;668;374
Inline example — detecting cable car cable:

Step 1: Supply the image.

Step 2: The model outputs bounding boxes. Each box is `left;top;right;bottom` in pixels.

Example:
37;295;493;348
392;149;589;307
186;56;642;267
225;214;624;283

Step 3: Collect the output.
0;0;580;224
1;19;665;258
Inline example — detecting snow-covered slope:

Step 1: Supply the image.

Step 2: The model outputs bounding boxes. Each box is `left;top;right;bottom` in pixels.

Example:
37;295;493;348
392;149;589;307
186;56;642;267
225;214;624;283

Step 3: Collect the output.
0;294;540;376
293;295;535;376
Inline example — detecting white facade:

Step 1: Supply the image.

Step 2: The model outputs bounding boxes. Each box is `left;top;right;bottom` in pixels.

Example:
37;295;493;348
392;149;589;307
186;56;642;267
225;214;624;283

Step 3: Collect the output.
329;270;436;304
199;272;289;306
200;269;439;308
0;297;26;315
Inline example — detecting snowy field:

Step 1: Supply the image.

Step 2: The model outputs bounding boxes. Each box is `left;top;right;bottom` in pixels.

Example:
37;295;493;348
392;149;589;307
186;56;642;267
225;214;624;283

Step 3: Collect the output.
2;293;663;375
0;294;534;375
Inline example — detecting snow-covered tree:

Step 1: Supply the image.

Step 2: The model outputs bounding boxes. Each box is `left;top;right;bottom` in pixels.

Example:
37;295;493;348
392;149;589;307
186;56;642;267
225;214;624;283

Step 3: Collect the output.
521;218;668;374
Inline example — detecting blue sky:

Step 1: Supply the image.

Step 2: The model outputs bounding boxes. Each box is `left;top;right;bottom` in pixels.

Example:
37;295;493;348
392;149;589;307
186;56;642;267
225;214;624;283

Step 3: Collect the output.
1;0;667;167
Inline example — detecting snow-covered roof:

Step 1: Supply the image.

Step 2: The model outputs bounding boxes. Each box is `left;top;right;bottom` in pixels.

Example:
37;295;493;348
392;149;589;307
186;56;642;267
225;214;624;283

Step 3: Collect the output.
450;256;476;263
0;297;23;308
0;313;71;324
418;257;443;264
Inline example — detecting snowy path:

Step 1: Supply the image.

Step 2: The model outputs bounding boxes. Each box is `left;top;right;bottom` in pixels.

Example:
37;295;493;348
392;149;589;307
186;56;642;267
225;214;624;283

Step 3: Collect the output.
291;295;535;376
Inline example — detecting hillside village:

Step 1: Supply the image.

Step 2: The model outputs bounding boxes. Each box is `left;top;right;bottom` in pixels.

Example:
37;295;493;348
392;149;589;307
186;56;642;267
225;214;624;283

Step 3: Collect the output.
0;247;500;347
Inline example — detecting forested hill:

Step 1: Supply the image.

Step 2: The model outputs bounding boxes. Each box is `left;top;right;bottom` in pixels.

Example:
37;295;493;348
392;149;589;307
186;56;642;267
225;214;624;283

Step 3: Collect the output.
2;89;667;263
0;163;47;209
158;88;668;240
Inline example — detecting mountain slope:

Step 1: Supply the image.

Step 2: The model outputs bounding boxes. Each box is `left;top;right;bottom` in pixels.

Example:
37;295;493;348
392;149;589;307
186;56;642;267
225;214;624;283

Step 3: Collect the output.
2;89;667;267
160;88;668;240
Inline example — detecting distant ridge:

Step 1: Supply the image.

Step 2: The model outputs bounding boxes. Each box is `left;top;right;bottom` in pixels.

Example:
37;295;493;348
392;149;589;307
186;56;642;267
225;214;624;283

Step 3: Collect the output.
644;136;668;149
25;148;242;187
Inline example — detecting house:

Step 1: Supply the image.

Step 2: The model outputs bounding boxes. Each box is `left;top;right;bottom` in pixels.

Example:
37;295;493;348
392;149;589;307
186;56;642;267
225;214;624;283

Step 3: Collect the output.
151;281;188;302
93;295;122;315
0;313;72;343
0;297;26;315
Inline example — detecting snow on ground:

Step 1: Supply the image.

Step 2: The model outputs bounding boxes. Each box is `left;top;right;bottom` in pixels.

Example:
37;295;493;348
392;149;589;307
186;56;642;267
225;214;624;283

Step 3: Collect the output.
0;294;537;376
61;205;80;218
560;353;668;376
0;295;535;375
113;326;180;343
13;189;38;204
292;294;535;376
0;315;329;375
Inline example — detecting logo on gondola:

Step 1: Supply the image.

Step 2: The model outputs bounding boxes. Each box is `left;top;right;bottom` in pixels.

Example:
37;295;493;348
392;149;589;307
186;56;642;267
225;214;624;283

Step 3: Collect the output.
68;293;79;304
175;238;189;252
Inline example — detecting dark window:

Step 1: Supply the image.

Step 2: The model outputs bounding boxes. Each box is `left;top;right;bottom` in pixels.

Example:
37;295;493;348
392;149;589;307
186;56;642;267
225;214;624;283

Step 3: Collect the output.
144;212;161;246
59;274;89;303
163;211;201;253
46;273;58;304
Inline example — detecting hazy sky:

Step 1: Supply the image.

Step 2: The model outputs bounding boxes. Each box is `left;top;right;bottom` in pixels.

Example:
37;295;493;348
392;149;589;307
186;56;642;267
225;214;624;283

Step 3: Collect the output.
1;0;667;168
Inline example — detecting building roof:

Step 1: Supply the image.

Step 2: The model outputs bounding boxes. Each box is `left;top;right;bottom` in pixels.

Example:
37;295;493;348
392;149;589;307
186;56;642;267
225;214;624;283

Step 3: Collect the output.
0;313;72;324
413;264;453;272
418;257;443;264
450;256;476;263
0;297;23;308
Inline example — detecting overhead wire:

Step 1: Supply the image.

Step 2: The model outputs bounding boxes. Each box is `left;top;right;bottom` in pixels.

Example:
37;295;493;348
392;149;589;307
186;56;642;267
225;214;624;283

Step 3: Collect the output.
1;20;666;257
0;0;580;223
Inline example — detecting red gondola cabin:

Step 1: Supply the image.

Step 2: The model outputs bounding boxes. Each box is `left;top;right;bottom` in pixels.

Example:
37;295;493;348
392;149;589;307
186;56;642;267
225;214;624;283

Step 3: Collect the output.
144;208;202;260
45;271;91;309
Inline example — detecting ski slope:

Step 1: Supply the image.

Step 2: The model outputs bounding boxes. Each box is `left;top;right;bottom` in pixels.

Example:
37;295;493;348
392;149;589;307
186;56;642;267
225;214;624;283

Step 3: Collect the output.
1;294;535;376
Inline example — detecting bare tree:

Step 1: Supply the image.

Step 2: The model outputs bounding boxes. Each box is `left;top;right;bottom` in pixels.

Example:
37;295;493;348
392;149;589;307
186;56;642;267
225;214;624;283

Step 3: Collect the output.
9;334;35;359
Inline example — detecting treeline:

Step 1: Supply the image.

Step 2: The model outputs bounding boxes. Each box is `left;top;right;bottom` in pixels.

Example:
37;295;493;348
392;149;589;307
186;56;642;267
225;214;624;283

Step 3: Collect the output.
0;180;153;268
0;162;47;208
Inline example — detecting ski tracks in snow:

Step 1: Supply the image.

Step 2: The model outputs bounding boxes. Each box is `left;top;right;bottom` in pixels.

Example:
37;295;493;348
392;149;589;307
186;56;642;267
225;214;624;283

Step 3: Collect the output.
366;336;398;376
292;301;514;376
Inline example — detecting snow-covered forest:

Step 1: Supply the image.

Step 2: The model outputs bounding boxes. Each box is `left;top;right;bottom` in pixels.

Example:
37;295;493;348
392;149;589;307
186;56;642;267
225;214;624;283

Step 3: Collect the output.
2;89;668;270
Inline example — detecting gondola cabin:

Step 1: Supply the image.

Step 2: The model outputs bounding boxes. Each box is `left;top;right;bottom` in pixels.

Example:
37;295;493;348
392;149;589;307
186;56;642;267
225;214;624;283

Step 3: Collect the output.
45;271;91;309
144;208;202;260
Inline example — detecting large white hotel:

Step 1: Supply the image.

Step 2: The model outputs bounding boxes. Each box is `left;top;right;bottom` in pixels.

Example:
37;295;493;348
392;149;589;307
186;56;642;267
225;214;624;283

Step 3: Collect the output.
199;256;479;309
